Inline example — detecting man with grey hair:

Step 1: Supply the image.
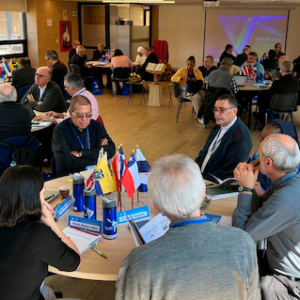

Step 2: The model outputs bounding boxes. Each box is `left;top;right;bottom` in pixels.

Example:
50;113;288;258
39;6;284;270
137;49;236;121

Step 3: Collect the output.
198;55;217;78
116;154;260;300
208;57;238;95
233;134;300;300
20;66;65;113
256;59;299;123
45;50;67;95
34;73;100;125
0;84;31;140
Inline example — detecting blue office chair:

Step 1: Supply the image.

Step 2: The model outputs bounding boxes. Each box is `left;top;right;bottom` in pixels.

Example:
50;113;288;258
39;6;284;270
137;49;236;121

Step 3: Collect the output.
0;136;41;176
70;64;93;92
173;82;192;123
18;84;32;99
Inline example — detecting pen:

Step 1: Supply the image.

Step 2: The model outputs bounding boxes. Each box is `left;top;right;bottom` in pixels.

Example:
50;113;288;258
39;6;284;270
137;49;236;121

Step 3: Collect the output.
92;246;108;259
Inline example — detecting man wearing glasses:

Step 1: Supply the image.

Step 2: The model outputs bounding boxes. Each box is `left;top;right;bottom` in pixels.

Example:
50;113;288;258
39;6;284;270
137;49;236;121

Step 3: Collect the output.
195;94;252;183
20;67;65;113
52;95;115;177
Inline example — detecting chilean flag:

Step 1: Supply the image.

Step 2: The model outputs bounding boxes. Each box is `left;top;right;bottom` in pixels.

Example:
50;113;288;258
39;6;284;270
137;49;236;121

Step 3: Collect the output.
136;148;151;192
121;152;141;198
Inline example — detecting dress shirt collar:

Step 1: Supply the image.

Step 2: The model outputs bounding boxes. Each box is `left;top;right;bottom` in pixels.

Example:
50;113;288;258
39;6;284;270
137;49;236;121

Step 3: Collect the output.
219;66;229;72
220;116;237;129
73;88;86;97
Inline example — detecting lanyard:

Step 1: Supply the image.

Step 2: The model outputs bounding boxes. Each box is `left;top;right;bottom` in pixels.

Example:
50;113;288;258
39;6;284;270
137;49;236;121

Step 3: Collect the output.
72;127;89;150
170;218;209;229
211;128;223;151
281;170;299;185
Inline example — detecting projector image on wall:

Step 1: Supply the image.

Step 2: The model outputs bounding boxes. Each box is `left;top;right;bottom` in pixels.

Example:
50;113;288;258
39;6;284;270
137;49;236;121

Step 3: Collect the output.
204;0;220;7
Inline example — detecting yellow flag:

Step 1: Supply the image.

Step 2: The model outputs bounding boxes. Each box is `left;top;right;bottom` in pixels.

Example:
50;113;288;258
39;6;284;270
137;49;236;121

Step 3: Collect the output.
94;156;115;194
8;60;14;72
110;165;117;192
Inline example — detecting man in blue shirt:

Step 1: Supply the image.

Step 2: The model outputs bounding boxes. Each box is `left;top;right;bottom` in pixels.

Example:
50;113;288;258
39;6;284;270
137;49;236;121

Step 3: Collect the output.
52;95;115;177
240;51;264;77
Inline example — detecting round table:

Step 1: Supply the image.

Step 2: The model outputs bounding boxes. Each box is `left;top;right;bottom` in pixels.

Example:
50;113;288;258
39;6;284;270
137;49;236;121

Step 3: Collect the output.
46;176;237;281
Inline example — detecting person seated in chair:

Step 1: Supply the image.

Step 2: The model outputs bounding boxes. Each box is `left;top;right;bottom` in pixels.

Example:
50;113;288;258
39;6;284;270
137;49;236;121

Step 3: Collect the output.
92;42;106;60
138;46;159;82
135;46;147;67
195;94;252;183
0;84;31;141
256;59;299;123
52;95;115;177
198;55;217;79
171;56;206;123
12;58;35;94
20;67;66;113
68;40;80;66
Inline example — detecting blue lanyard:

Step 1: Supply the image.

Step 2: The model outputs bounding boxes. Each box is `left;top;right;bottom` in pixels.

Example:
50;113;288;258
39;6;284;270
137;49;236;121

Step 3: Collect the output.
72;127;89;150
211;128;222;151
281;170;300;185
170;218;209;228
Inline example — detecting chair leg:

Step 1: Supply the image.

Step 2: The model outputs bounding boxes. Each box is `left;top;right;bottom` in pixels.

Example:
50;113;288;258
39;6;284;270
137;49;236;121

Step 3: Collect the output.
176;103;183;123
128;84;133;105
168;85;173;107
253;117;258;131
265;113;268;126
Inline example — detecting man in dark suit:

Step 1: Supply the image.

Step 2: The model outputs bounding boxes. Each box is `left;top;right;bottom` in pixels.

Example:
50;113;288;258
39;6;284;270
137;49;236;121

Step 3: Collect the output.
0;84;31;141
45;50;68;95
92;42;106;60
257;59;299;121
195;94;252;183
198;55;217;78
11;58;35;93
68;40;80;66
234;47;250;67
138;46;159;81
21;67;66;113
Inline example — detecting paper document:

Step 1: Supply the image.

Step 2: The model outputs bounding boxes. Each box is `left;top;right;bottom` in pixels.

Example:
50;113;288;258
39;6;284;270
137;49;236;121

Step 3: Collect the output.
63;227;101;255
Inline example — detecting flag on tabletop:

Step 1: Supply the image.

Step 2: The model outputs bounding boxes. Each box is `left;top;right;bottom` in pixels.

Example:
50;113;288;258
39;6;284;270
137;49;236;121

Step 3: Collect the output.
111;153;121;191
136;147;151;192
121;152;141;198
86;156;115;196
2;59;11;74
8;60;14;73
119;145;127;192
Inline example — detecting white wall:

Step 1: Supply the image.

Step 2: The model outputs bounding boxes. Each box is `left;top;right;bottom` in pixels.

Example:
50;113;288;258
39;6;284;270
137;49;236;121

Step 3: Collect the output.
158;5;205;68
158;5;300;68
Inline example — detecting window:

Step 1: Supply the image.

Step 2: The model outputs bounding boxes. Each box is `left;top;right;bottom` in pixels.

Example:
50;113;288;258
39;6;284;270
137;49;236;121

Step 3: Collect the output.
0;12;27;57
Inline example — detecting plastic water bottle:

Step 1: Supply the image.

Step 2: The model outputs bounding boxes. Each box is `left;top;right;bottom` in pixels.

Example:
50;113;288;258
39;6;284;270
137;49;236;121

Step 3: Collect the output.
102;197;117;240
72;174;84;212
83;188;97;220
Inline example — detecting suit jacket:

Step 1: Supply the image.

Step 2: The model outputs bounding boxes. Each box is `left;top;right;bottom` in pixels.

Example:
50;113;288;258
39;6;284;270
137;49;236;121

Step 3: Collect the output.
71;54;89;77
92;49;106;60
51;61;68;95
268;73;299;95
198;65;217;78
195;117;252;182
12;66;36;91
68;48;76;63
139;52;159;81
234;53;248;67
21;81;66;113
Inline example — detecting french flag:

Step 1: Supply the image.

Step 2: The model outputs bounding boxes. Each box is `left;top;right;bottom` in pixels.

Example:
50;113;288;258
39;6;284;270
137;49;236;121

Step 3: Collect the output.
136;148;151;192
121;152;141;198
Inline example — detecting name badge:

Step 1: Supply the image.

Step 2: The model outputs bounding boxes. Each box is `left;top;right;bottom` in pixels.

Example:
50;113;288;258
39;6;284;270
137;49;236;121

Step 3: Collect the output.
68;215;102;234
117;205;150;225
54;196;73;220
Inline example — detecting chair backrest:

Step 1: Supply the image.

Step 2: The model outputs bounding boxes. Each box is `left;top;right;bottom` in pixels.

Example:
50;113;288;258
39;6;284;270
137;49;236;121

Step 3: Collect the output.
270;93;298;112
70;64;81;75
96;115;104;125
172;82;180;98
18;84;32;99
112;67;131;80
0;136;39;176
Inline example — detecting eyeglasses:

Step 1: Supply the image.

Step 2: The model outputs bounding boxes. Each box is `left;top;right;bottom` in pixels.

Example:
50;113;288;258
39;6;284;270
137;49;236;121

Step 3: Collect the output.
35;73;49;79
72;112;93;119
212;107;236;114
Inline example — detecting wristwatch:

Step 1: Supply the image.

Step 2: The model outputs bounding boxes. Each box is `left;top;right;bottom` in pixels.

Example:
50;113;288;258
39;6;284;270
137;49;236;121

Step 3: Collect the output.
50;116;54;123
238;186;254;193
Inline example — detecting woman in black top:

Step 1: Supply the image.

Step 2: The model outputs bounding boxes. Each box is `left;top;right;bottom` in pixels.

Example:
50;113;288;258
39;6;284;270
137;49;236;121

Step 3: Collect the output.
0;166;81;300
218;44;236;67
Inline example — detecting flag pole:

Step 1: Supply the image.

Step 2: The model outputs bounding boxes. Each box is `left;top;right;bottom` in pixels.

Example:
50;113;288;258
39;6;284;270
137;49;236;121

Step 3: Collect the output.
117;145;122;211
131;195;134;209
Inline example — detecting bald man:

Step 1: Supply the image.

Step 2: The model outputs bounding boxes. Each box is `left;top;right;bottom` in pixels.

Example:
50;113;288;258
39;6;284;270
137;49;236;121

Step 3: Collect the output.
0;84;31;140
233;134;300;300
68;40;81;65
92;42;106;60
20;67;66;113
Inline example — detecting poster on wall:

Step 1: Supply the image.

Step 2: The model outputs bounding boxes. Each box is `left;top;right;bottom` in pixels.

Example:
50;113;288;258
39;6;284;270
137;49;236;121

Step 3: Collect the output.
60;20;72;52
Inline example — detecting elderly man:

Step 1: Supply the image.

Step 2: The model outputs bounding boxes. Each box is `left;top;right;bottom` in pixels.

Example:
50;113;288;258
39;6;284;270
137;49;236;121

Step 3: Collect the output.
195;94;252;182
198;55;217;78
68;40;80;65
11;58;35;93
233;134;300;300
208;57;238;95
70;45;90;76
45;50;68;95
35;73;100;125
240;51;264;78
20;67;65;113
256;59;299;123
138;46;159;81
92;42;106;60
116;154;260;300
52;95;115;177
0;84;31;141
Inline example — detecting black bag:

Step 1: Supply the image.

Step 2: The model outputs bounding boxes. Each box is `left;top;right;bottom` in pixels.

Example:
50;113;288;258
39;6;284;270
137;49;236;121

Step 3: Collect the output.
0;136;37;168
187;80;203;95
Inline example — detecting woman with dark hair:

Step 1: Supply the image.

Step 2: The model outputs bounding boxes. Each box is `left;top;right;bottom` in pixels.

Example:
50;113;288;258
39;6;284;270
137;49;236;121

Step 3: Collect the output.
263;49;278;71
111;48;133;69
0;166;81;300
218;44;236;67
171;56;206;123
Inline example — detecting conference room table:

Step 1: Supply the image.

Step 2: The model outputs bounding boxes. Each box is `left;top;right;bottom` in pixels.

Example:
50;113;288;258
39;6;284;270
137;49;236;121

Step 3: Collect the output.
31;110;52;133
45;176;238;281
87;61;139;69
238;82;271;129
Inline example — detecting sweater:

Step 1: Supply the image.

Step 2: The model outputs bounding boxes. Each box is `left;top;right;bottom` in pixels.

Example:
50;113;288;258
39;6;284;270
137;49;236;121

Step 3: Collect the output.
171;67;206;88
195;117;252;182
116;217;260;300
